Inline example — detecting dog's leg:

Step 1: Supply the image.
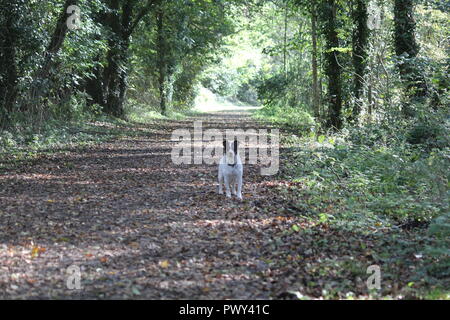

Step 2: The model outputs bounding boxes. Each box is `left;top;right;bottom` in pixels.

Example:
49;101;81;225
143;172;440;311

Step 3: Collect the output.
223;175;232;198
231;177;237;196
236;176;243;200
218;171;224;195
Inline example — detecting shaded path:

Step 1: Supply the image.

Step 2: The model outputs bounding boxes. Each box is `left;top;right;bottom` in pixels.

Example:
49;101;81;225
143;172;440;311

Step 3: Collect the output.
0;110;305;299
0;109;425;299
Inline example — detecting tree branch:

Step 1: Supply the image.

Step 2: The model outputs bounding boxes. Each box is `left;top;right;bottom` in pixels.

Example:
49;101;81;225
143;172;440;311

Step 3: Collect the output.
126;0;160;37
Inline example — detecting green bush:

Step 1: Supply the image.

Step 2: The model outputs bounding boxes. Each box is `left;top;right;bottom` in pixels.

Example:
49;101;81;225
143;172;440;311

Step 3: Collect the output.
407;121;449;150
426;211;450;281
255;104;316;133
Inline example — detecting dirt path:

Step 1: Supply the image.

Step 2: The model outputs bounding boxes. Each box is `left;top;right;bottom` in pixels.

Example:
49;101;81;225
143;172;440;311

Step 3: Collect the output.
0;109;311;299
0;109;430;299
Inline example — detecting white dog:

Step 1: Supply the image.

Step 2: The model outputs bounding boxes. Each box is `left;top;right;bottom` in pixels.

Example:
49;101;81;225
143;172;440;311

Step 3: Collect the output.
218;139;243;200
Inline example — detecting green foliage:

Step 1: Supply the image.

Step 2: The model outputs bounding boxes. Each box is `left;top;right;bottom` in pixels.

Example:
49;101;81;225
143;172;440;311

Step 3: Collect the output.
0;116;119;156
0;0;449;299
201;60;261;105
255;103;316;133
257;73;290;107
407;121;448;149
263;102;449;294
426;211;450;282
128;0;235;114
278;109;449;227
427;212;450;254
197;21;265;105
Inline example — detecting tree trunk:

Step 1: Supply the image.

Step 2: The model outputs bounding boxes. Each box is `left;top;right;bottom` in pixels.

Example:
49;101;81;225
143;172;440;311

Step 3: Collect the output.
0;1;19;119
283;2;288;78
84;54;105;106
311;1;320;120
99;0;158;117
351;0;369;122
393;0;427;113
27;0;79;110
368;81;373;123
103;39;129;118
324;0;343;130
102;0;124;117
157;8;168;115
103;1;135;118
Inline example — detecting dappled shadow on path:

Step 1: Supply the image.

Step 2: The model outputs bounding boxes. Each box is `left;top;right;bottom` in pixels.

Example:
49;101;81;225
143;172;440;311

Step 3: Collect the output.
0;110;424;299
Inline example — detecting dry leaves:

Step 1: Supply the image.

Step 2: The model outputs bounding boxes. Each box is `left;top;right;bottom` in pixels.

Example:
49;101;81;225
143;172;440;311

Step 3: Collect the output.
0;111;426;299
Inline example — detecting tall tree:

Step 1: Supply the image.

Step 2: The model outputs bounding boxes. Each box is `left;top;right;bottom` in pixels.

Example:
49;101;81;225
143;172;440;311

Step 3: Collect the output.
351;0;369;122
394;0;427;110
86;0;159;117
156;5;169;115
151;0;233;115
0;0;21;120
311;0;320;120
324;0;343;130
283;1;289;78
28;0;80;109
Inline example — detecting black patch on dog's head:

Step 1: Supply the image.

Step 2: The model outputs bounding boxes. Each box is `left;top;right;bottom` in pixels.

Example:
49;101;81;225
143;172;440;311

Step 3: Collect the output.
233;139;238;154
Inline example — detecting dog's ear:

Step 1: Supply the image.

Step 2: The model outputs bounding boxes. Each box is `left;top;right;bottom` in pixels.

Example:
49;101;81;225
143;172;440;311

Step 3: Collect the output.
223;140;227;153
233;139;238;154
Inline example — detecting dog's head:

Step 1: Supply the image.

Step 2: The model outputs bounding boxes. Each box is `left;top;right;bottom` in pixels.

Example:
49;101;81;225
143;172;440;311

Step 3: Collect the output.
223;139;238;166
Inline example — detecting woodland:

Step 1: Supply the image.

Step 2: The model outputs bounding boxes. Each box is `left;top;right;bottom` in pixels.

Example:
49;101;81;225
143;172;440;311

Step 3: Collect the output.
0;0;448;299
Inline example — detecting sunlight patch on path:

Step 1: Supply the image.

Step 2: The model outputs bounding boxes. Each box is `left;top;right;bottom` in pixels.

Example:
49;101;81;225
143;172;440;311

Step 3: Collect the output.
193;87;261;113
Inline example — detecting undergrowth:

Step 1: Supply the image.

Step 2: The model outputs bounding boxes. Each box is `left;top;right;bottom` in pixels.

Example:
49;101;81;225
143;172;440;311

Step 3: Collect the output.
255;104;450;298
0;103;194;170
